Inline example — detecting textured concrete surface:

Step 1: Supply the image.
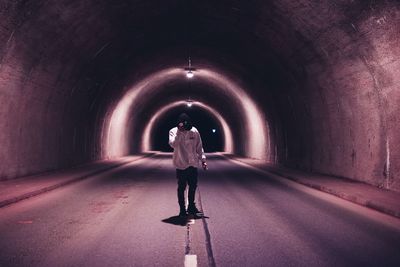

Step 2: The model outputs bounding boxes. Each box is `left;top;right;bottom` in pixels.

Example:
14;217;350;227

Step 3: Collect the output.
1;1;400;193
225;154;400;219
1;154;400;267
0;154;153;208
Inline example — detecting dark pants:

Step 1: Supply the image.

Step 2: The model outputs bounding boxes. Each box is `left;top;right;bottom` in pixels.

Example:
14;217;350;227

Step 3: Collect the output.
176;166;198;209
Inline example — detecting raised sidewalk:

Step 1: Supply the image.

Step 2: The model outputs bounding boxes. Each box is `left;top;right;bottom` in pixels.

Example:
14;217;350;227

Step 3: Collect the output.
224;154;400;219
0;154;153;208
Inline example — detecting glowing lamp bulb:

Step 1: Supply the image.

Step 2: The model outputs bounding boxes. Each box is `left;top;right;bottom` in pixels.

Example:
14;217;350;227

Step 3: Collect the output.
186;102;193;107
212;129;216;133
186;70;194;78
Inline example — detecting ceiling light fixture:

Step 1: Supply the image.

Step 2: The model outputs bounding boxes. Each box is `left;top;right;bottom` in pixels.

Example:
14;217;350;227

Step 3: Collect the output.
186;98;193;107
186;70;194;79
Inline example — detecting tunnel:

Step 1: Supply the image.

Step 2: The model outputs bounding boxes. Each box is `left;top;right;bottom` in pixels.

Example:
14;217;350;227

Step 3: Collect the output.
1;1;400;266
1;0;399;191
149;103;225;152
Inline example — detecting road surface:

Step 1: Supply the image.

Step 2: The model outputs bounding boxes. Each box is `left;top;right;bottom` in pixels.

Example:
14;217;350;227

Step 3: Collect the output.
1;153;400;267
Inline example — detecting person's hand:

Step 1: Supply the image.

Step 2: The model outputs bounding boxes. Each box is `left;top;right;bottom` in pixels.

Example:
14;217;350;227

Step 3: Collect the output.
202;162;208;170
178;122;185;132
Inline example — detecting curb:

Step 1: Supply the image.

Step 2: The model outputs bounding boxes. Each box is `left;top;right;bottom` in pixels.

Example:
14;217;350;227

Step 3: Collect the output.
223;155;400;219
264;168;400;219
0;153;154;208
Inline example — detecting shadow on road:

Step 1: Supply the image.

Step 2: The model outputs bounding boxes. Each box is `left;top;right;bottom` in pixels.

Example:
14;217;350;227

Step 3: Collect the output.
162;214;209;226
162;216;187;226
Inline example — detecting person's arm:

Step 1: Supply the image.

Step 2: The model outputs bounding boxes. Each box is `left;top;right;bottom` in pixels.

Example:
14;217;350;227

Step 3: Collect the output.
169;128;181;148
196;131;207;170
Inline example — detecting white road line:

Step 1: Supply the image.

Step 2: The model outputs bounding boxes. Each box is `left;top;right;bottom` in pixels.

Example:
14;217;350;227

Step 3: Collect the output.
185;254;197;267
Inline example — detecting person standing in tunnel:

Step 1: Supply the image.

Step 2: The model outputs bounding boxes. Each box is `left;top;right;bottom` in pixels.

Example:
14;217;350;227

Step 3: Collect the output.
169;113;208;217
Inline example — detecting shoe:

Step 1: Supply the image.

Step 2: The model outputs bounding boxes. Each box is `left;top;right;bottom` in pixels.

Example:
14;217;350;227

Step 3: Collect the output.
187;204;202;215
179;209;187;217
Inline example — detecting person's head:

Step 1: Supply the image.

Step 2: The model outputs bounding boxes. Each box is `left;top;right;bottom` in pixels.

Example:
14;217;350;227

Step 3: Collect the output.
177;113;193;131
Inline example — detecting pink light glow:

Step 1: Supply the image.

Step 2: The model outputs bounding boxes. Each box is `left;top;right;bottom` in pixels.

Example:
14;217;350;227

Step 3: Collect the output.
102;67;270;160
141;100;233;153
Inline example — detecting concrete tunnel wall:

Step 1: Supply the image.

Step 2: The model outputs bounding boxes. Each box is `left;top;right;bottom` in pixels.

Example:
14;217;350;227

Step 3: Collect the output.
0;1;400;192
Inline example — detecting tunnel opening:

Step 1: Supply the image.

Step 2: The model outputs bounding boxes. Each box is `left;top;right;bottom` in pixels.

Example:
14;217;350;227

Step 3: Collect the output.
150;105;224;152
141;100;234;155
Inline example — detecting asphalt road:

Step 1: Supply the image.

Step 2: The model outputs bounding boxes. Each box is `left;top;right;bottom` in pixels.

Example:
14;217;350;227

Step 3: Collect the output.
1;153;400;267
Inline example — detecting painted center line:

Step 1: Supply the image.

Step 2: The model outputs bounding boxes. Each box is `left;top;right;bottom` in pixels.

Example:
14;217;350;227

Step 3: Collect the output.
185;216;197;267
185;254;197;267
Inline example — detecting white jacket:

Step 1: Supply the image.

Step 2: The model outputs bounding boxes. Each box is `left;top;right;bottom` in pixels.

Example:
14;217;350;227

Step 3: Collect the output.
169;126;206;170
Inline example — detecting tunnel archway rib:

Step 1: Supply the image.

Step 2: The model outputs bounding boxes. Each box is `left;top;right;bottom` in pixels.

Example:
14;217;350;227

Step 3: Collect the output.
142;100;233;153
103;68;271;160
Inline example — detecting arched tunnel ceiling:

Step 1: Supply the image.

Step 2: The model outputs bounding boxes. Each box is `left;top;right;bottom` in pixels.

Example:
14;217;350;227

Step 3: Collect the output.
130;80;238;153
1;1;400;192
104;68;269;160
142;101;232;153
